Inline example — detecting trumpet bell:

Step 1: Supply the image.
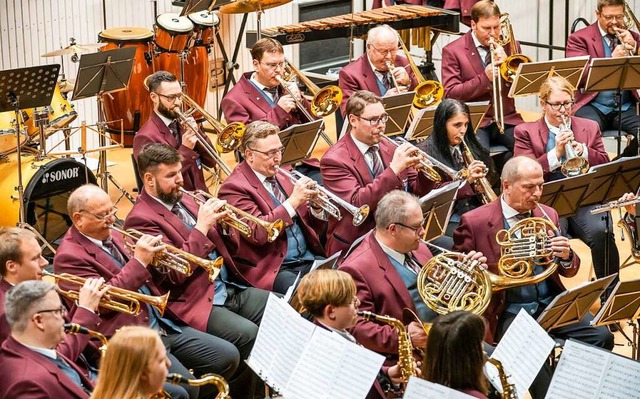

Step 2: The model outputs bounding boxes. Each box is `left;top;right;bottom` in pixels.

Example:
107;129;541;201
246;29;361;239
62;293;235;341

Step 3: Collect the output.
352;205;370;227
500;54;533;83
311;85;343;117
413;80;444;109
561;157;589;178
215;122;246;153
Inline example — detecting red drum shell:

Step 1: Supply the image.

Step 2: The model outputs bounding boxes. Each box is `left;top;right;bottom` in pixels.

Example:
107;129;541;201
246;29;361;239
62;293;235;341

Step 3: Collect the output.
155;13;194;52
183;46;210;121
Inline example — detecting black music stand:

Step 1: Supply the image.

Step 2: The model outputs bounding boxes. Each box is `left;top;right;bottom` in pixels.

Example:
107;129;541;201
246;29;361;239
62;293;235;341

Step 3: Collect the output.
581;155;640;207
405;100;490;142
537;274;617;331
419;181;460;241
508;56;590;98
381;92;414;136
591;277;640;360
72;48;136;203
539;171;596;218
278;120;324;167
584;56;640;155
0;64;60;225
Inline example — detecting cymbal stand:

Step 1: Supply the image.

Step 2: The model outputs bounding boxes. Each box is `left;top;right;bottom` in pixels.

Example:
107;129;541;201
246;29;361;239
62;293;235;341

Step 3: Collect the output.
33;108;50;161
9;96;27;225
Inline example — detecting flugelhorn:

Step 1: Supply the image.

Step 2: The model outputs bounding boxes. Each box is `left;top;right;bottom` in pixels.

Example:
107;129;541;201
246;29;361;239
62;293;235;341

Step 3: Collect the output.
418;214;560;315
179;188;283;243
382;135;455;183
276;166;370;226
460;137;497;204
110;226;222;283
559;114;589;177
44;270;169;316
64;323;109;357
165;373;230;399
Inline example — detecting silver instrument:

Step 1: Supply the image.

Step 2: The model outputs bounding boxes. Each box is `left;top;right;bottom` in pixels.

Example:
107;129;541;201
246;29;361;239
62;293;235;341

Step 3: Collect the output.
559;114;589;177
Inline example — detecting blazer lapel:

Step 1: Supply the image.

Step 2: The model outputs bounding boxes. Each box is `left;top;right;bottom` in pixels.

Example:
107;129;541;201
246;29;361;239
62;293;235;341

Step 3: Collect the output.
345;134;374;185
241;73;276;115
150;112;178;147
537;118;549;150
71;227;122;271
370;237;415;310
240;161;277;210
465;32;486;77
360;56;381;94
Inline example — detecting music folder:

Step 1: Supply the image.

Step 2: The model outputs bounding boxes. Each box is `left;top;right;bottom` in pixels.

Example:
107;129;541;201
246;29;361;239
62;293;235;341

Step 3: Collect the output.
381;91;414;136
419;181;460;242
508;55;590;98
278;119;324;167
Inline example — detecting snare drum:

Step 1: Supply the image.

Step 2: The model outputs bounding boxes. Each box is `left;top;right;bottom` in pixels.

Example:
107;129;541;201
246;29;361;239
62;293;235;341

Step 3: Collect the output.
188;11;219;47
48;84;77;129
0;111;29;155
99;27;155;147
0;154;97;247
155;13;194;52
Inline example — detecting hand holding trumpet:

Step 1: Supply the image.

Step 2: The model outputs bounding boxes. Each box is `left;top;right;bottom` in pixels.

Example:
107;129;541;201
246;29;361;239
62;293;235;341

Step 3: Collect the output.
389;142;426;175
465;159;489;184
288;174;320;209
132;234;165;267
194;198;231;236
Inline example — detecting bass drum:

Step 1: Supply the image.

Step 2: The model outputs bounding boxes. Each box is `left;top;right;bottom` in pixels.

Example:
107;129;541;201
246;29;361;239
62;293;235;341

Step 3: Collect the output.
0;154;97;253
99;27;155;147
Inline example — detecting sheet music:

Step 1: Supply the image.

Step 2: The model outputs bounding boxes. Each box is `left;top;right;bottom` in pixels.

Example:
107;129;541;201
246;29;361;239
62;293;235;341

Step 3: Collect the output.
402;377;475;399
488;309;555;398
546;340;640;399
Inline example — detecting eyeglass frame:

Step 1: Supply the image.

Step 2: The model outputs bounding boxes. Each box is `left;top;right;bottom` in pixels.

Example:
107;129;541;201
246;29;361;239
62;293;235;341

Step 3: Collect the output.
544;101;575;111
80;206;119;221
155;92;183;102
356;114;390;126
392;221;424;234
260;61;286;70
367;43;399;57
36;306;67;317
599;13;625;22
247;146;286;158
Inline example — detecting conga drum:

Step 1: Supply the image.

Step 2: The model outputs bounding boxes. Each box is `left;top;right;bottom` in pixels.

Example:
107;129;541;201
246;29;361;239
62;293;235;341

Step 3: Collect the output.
187;11;218;47
183;12;217;121
155;13;194;53
98;27;155;147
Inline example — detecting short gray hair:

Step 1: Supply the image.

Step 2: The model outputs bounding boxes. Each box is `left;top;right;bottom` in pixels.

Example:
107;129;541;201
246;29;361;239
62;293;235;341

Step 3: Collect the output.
366;24;397;46
375;190;420;229
5;280;57;333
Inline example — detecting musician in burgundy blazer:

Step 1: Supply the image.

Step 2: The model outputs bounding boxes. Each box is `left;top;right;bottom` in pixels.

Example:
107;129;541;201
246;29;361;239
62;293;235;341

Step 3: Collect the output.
372;0;424;9
338;25;418;115
320;91;435;257
133;71;217;193
217;121;325;292
444;0;479;26
0;335;93;399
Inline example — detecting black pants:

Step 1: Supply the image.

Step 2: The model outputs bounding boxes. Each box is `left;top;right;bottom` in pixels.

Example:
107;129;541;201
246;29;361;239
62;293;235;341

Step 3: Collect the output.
207;286;269;399
162;325;240;399
575;102;640;158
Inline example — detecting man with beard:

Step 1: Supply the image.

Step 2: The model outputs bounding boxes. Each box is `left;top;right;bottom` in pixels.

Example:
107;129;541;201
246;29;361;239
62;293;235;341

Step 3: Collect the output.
133;71;218;192
124;143;269;398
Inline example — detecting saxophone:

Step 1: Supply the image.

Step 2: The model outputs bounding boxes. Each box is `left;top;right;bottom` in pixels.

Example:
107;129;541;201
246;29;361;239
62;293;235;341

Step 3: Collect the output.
460;137;497;204
165;373;230;399
64;323;108;358
486;357;518;399
358;311;417;382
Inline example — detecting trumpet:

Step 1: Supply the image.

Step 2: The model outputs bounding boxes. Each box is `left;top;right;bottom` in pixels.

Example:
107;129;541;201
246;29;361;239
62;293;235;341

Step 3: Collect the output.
382;135;457;183
110;226;222;283
64;323;109;358
179;188;283;243
165;373;230;399
173;98;234;177
559;114;589;177
276;166;370;226
44;270;169;316
460;137;497;204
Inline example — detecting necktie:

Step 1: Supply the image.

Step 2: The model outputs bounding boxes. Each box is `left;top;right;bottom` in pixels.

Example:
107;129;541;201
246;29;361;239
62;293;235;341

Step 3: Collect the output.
405;254;422;274
376;70;390;91
480;45;492;66
515;211;532;221
606;34;618;52
103;238;126;267
366;146;384;177
452;147;465;169
265;176;287;204
264;86;280;102
168;119;180;143
172;203;193;227
51;355;84;388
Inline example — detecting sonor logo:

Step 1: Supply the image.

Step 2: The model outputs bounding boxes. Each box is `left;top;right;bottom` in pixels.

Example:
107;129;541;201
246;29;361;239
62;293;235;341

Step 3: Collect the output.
41;167;80;184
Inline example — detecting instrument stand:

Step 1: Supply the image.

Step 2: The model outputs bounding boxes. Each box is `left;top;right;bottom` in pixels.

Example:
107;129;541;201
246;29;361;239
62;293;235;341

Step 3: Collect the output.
33;108;52;161
0;65;61;225
591;277;640;360
218;14;247;115
418;181;460;242
72;48;137;204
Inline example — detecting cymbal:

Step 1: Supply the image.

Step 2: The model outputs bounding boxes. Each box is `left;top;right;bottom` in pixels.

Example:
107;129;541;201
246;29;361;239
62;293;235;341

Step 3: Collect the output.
57;78;75;94
41;43;106;57
220;0;292;14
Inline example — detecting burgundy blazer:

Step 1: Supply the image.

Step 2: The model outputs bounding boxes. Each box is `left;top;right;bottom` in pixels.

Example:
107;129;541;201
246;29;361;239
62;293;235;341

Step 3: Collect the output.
123;189;238;332
452;199;580;343
444;0;478;26
0;279;100;364
566;22;640;112
133;111;216;192
339;232;433;363
221;72;311;130
54;226;185;337
338;54;418;115
441;31;524;128
513;115;609;179
217;161;325;290
0;336;93;399
372;0;424;8
320;133;435;257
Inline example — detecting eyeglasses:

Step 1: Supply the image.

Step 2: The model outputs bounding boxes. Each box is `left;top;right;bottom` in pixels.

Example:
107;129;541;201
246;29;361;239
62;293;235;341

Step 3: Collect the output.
155;92;183;102
600;14;625;21
357;114;389;126
393;221;424;234
545;101;574;111
36;306;67;317
248;146;285;158
261;62;285;70
80;206;119;221
368;44;398;57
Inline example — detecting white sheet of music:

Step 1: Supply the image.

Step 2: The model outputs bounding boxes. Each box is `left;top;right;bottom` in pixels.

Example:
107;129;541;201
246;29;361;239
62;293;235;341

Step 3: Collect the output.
402;377;475;399
545;339;640;399
487;309;555;398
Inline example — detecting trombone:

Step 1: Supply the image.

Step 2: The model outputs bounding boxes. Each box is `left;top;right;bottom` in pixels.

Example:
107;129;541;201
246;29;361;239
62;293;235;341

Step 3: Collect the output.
179;188;283;243
44;270;169;316
110;226;222;283
276;166;370;226
396;35;444;108
612;2;640;57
